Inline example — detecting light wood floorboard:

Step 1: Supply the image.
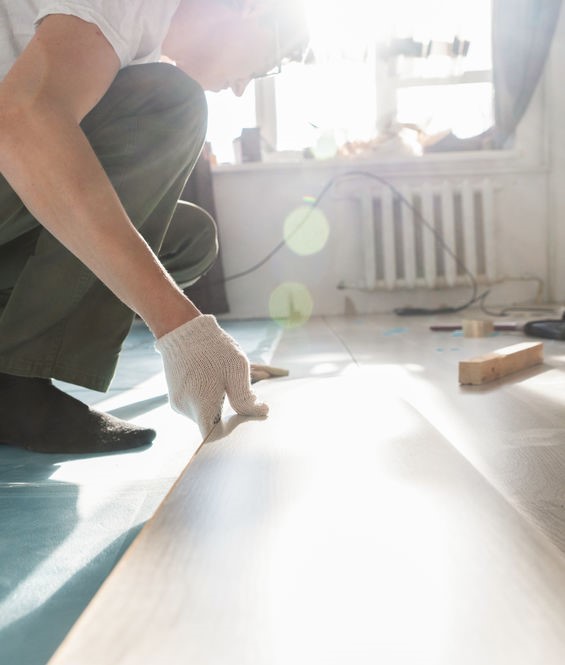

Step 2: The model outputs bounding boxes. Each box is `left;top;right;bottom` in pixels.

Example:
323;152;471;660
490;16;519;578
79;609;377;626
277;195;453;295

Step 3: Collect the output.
323;314;565;553
48;315;565;665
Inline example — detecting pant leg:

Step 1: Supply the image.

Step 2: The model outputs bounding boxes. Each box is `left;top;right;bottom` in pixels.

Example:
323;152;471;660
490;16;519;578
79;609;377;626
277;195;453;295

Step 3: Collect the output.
0;228;41;308
0;63;207;391
159;200;218;289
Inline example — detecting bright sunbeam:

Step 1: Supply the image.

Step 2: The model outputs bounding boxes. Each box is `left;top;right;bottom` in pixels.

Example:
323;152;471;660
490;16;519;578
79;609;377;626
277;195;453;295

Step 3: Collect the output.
305;0;384;59
305;0;491;51
206;0;492;159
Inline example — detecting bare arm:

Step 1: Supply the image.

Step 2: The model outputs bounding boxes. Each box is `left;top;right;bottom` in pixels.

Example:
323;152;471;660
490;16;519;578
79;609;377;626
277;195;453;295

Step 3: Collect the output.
0;14;200;338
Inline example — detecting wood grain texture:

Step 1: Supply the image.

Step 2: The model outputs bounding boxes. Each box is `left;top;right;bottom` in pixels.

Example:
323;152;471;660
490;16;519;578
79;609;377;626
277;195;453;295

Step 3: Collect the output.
47;316;565;665
325;315;565;552
459;341;544;384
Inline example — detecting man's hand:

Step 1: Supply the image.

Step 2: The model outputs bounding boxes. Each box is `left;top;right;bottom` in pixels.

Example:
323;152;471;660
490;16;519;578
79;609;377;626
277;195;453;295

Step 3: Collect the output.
155;315;269;437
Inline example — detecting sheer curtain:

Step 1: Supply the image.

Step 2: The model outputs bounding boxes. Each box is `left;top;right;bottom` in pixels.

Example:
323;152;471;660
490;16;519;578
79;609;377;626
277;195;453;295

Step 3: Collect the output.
492;0;562;147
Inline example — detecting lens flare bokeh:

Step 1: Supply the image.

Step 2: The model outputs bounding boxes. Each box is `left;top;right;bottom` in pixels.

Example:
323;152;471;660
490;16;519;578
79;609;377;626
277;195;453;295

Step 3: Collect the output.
283;205;329;256
269;282;314;329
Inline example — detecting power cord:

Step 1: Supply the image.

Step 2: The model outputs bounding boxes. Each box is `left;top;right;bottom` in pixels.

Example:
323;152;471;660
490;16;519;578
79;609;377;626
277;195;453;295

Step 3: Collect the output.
338;171;484;315
478;276;547;317
217;176;336;284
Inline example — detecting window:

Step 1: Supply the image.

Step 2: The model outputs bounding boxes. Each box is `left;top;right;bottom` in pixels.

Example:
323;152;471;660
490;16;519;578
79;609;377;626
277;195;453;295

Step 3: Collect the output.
387;0;493;139
205;86;256;164
205;0;493;163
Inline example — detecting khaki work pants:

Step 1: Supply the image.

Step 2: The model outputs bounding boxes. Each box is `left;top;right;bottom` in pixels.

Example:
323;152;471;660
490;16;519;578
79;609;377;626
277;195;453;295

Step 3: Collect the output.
0;63;217;391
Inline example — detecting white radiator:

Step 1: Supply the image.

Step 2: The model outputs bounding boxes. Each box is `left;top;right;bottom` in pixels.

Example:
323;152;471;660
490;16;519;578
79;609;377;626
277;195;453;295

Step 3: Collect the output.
340;178;497;291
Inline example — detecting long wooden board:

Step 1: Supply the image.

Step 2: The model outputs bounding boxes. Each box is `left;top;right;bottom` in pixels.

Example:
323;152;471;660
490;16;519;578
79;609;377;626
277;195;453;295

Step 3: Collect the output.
48;341;565;665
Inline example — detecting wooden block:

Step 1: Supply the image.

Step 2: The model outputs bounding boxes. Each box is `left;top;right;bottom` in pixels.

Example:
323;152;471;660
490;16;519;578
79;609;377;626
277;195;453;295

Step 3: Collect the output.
462;319;495;337
459;341;543;385
250;363;289;383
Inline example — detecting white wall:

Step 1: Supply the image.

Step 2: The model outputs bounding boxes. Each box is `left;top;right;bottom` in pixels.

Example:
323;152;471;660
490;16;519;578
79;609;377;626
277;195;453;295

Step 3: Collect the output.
547;5;565;303
211;18;563;320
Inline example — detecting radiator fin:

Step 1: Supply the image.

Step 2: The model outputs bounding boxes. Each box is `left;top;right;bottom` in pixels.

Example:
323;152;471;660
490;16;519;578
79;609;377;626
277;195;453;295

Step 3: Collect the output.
353;179;497;290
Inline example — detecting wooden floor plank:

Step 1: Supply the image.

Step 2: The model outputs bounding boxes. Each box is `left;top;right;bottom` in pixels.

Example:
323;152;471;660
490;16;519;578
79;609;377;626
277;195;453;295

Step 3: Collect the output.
324;314;565;554
48;317;565;664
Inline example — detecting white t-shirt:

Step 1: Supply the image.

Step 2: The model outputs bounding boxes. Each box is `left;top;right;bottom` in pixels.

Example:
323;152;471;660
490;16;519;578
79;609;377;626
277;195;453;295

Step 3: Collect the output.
0;0;181;80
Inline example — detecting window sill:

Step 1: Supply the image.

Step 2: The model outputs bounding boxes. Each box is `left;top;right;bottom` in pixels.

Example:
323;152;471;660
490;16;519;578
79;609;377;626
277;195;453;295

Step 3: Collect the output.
212;148;547;178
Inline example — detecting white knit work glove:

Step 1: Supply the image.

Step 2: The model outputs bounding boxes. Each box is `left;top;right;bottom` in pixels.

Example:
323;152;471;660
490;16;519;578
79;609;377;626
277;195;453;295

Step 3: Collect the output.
155;315;269;436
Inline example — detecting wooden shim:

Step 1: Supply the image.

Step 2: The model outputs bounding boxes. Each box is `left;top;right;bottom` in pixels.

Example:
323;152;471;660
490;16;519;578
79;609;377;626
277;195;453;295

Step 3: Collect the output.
462;319;494;338
250;364;289;383
459;341;544;385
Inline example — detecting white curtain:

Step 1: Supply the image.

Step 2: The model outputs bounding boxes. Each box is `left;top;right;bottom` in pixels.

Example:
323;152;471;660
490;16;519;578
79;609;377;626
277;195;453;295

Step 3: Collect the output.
493;0;562;147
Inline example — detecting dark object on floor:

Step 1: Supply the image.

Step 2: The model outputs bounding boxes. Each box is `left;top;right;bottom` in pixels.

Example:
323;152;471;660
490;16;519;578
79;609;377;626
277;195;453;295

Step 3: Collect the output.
523;319;565;341
431;315;565;341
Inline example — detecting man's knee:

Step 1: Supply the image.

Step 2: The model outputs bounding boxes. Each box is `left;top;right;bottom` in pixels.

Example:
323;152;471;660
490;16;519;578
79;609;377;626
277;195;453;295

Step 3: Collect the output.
83;62;208;149
144;63;208;144
160;201;219;288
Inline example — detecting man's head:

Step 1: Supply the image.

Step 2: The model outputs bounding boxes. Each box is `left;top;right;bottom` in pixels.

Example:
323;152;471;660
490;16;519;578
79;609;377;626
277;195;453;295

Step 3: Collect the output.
163;0;309;95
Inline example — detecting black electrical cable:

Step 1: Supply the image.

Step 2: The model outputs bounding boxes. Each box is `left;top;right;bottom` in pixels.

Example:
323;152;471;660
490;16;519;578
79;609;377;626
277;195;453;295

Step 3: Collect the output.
215;176;336;284
209;169;485;315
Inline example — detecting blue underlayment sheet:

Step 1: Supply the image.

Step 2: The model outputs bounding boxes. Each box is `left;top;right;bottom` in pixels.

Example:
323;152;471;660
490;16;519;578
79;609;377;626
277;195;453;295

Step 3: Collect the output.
0;318;281;665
